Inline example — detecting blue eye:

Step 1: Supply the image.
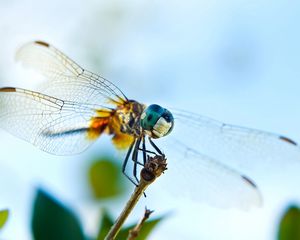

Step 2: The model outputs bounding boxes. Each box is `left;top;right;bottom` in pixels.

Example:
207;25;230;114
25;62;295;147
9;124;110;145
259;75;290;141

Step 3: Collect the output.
162;111;173;122
141;104;174;138
141;104;164;130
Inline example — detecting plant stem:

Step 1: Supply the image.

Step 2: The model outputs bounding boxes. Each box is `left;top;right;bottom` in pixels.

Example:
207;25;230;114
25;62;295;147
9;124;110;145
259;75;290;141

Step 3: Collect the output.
104;154;167;240
127;208;154;240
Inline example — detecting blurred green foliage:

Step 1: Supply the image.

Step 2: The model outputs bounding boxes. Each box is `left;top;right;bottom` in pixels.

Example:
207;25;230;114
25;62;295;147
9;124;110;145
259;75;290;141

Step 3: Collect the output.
97;210;164;240
88;157;126;199
89;156;164;239
31;189;85;240
0;209;9;230
278;205;300;240
29;155;164;239
97;210;113;240
31;188;164;240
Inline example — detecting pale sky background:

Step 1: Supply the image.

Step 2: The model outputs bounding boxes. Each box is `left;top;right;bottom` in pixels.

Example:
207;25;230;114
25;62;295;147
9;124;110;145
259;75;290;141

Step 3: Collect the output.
1;0;300;239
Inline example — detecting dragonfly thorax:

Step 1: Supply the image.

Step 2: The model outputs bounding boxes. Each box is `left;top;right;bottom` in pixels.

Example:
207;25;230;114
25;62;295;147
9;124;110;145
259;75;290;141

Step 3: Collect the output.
140;104;174;138
115;100;145;137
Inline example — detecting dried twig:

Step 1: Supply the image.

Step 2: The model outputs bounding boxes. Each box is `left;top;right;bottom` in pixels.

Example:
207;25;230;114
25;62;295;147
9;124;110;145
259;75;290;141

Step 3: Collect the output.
127;207;154;240
104;154;167;240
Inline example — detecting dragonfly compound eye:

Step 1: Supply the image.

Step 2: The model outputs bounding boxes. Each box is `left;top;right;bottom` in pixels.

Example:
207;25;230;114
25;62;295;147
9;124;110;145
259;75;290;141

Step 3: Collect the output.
140;104;174;138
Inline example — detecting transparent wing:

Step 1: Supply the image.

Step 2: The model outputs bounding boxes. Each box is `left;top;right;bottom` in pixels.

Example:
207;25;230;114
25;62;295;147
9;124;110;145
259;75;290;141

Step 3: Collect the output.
154;109;300;209
157;140;262;210
0;87;99;155
170;110;300;174
15;41;127;105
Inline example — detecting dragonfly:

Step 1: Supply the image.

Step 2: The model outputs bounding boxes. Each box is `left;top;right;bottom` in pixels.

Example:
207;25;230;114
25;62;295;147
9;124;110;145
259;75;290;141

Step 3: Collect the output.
0;41;299;210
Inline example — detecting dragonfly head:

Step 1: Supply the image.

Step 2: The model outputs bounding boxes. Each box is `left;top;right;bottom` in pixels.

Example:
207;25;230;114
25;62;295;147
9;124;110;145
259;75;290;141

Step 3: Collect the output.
140;104;174;138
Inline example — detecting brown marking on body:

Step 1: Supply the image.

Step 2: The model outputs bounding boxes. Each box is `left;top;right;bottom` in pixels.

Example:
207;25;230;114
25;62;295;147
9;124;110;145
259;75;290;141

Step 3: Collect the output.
0;87;16;92
108;101;144;149
86;108;134;150
95;109;112;118
35;41;50;47
87;117;110;140
108;108;135;150
279;136;298;146
107;97;126;106
88;101;144;150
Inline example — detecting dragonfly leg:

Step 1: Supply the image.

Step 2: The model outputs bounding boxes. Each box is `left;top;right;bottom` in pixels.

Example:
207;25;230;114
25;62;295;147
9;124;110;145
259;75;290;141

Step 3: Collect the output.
132;137;142;184
148;137;163;155
135;161;144;166
122;139;138;186
142;136;147;165
140;136;148;197
138;148;156;155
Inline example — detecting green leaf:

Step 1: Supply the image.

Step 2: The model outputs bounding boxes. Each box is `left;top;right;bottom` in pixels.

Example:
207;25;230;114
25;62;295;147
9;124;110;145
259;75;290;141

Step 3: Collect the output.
31;188;85;240
88;158;126;199
0;209;9;230
278;205;300;240
97;210;164;240
117;216;164;240
97;210;114;240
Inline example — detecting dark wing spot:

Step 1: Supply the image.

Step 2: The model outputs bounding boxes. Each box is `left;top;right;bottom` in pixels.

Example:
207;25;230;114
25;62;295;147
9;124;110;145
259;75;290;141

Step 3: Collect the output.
241;175;257;189
35;41;50;47
0;87;16;92
279;136;298;146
